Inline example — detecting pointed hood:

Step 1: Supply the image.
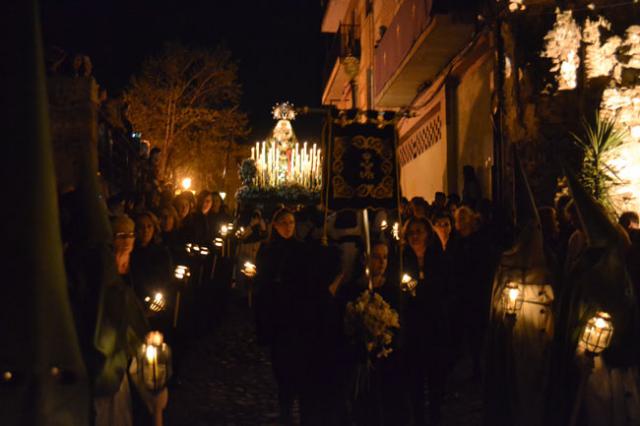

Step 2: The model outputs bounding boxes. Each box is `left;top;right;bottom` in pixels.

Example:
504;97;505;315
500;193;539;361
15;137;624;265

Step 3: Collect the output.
0;1;89;424
565;168;626;249
500;149;547;273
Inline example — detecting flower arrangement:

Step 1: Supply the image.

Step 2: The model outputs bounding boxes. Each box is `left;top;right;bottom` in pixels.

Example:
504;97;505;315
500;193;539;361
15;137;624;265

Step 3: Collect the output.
239;158;258;186
345;290;400;359
234;182;320;205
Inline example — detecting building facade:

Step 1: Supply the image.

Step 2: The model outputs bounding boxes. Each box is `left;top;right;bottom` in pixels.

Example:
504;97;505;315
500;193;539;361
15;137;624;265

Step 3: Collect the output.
321;0;497;203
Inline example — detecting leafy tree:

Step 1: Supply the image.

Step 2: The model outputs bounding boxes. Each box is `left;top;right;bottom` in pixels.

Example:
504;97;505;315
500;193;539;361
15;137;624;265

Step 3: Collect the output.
124;42;249;187
571;114;626;212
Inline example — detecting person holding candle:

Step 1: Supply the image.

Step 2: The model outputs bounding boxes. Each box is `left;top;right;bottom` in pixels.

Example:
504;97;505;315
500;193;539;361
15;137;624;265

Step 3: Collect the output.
340;240;407;425
254;208;312;425
401;217;450;426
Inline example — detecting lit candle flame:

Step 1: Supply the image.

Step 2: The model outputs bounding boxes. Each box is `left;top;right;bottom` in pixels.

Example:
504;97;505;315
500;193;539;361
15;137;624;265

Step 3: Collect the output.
508;287;520;303
145;345;157;363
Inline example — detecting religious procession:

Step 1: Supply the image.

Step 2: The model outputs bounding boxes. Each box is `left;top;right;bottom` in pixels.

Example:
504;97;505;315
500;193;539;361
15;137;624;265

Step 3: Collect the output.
4;1;640;426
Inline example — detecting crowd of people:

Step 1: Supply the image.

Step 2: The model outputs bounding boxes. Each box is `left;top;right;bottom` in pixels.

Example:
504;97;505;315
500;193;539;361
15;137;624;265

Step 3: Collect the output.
58;160;640;426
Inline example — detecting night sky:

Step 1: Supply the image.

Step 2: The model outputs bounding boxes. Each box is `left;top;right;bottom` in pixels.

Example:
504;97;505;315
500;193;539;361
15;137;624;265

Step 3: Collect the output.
41;0;329;143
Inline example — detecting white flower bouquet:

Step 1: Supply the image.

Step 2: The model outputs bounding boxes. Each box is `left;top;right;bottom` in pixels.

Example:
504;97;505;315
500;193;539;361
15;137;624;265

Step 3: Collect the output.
345;290;400;360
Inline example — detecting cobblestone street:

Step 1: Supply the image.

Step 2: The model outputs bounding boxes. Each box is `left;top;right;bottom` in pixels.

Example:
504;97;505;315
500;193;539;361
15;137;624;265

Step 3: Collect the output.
166;292;483;426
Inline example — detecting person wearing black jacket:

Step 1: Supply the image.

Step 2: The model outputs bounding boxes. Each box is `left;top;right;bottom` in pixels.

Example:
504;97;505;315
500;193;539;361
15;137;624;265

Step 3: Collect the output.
341;240;408;426
401;217;450;426
130;212;173;331
254;208;312;425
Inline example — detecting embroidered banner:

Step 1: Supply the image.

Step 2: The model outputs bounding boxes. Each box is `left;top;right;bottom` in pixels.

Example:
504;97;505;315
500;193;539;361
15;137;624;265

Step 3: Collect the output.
326;111;398;210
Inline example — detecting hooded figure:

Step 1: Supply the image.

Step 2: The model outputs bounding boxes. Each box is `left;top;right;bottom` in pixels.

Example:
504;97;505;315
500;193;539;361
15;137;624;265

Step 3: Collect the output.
0;2;89;423
546;171;640;426
485;151;555;426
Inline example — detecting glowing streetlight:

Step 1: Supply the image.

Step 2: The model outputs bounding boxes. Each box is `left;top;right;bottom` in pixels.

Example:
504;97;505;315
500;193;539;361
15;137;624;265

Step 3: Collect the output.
181;177;192;191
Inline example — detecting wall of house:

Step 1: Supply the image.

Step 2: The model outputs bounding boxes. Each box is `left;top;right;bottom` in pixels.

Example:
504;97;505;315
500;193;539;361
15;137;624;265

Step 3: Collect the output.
454;54;494;200
397;88;448;201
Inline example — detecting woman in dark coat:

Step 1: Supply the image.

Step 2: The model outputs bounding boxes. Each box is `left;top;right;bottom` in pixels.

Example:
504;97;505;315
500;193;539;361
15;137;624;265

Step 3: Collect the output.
254;208;311;425
401;217;450;426
186;190;216;244
130;211;173;331
341;240;407;426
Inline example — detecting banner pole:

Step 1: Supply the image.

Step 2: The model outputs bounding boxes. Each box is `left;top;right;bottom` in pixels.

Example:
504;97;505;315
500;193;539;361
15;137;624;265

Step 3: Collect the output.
321;110;333;246
393;120;404;286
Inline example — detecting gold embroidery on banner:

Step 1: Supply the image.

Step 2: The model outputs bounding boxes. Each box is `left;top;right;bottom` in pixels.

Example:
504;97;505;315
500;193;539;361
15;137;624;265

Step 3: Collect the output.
331;134;395;200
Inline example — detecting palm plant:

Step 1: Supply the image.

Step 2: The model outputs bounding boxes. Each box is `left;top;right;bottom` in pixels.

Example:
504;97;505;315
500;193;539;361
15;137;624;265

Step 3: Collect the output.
571;113;627;211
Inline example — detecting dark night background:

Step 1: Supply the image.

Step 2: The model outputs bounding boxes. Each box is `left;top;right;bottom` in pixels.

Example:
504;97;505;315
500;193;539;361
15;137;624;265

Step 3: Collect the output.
41;0;329;144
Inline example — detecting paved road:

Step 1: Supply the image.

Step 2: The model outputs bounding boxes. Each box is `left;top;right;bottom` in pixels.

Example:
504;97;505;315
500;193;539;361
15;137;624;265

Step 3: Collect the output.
165;293;482;425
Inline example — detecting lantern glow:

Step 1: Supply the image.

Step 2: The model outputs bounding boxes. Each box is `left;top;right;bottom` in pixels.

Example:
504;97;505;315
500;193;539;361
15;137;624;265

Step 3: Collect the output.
174;265;190;280
139;331;172;393
241;261;257;277
147;292;166;312
581;311;614;355
401;273;418;292
502;282;524;316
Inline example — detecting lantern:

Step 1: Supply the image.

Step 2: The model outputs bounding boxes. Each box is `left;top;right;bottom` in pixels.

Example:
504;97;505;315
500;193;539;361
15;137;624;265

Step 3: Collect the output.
401;273;418;294
145;292;166;313
501;282;524;316
174;265;190;281
235;226;245;238
138;331;172;393
220;225;229;237
214;237;224;248
380;220;388;231
581;311;614;355
227;222;234;231
241;261;257;277
199;246;210;256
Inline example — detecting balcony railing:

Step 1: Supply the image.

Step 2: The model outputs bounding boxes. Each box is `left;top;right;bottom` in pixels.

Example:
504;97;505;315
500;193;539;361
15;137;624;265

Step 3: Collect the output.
374;0;432;99
322;24;361;90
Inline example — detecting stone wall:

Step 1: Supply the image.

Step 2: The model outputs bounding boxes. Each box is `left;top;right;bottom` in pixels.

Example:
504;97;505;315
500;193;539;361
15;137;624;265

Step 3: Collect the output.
47;75;99;193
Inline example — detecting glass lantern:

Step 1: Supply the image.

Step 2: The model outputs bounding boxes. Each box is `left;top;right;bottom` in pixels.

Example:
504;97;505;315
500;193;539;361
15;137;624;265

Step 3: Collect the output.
174;265;190;281
144;292;166;313
401;273;418;294
501;281;524;316
581;311;614;355
137;331;172;393
241;261;257;277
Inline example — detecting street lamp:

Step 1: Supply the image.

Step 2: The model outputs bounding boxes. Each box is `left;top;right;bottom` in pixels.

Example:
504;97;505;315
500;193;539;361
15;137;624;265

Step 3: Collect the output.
181;177;192;191
501;281;524;318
